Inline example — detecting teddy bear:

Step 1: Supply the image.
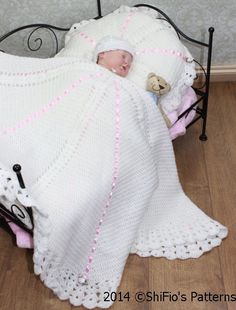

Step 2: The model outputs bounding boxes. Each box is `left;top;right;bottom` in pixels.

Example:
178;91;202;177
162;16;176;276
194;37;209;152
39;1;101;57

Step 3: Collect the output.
146;72;172;128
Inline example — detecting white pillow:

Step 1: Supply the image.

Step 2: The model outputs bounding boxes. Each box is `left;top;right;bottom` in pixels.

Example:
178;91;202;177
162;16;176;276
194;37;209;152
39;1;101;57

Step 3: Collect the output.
56;6;196;112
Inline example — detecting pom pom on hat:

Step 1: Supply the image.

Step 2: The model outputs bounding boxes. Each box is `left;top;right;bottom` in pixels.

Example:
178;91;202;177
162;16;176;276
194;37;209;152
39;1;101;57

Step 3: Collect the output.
93;36;135;61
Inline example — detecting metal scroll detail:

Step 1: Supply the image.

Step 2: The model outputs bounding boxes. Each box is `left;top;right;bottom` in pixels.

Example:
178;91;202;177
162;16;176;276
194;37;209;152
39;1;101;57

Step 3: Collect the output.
26;25;69;55
0;164;34;235
0;24;69;56
27;26;57;53
0;201;34;234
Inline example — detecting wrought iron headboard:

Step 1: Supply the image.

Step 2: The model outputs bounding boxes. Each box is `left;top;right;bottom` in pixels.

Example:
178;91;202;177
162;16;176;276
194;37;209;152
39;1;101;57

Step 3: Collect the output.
0;24;69;55
0;0;214;141
0;0;102;55
0;1;212;56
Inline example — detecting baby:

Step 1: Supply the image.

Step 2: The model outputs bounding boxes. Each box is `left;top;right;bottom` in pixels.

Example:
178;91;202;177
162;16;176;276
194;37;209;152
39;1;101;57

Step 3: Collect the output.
94;36;134;77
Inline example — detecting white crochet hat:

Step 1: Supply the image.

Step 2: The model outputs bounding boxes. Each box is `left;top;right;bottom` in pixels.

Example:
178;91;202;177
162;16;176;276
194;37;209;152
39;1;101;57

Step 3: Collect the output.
93;36;135;61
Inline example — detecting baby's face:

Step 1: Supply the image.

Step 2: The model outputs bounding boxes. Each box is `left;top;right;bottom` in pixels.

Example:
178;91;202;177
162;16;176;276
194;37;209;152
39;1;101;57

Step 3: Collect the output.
98;50;133;77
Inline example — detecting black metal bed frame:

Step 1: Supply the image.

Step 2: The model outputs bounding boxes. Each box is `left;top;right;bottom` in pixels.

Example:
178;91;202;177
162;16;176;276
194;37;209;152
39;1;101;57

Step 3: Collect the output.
0;0;214;238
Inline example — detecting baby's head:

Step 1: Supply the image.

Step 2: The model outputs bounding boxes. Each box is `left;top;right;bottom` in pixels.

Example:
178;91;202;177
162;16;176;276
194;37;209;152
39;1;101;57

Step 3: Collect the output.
94;36;134;77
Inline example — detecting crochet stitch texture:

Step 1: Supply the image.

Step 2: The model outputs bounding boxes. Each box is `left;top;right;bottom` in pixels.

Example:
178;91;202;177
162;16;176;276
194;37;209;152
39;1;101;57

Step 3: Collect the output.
0;52;228;309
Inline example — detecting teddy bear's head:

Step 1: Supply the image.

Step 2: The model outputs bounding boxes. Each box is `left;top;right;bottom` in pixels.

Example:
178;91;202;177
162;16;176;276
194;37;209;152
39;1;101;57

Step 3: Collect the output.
146;73;171;96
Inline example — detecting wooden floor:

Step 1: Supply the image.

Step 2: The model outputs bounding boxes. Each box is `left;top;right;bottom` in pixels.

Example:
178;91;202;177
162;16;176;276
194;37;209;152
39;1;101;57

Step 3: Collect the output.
0;82;235;310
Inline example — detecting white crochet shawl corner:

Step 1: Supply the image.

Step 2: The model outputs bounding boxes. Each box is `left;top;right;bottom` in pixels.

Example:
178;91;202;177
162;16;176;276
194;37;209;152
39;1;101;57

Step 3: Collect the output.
0;52;227;309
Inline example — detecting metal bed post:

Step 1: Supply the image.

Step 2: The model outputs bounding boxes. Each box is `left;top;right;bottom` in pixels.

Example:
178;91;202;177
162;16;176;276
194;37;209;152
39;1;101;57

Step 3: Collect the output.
199;27;214;141
97;0;102;17
0;164;34;235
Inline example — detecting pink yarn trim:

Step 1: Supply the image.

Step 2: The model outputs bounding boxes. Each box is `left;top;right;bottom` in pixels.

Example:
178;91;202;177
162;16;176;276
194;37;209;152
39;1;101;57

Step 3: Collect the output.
135;48;187;61
77;32;97;47
0;73;103;137
120;12;136;38
79;80;121;283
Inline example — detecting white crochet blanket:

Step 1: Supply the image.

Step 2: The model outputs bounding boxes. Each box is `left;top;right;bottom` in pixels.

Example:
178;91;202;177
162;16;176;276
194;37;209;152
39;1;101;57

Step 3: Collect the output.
0;52;227;309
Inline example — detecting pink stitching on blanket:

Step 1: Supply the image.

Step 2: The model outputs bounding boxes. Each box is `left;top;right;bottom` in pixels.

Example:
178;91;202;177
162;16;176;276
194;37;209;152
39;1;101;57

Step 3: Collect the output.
120;12;136;38
77;32;97;47
135;48;187;61
0;73;103;136
78;80;121;284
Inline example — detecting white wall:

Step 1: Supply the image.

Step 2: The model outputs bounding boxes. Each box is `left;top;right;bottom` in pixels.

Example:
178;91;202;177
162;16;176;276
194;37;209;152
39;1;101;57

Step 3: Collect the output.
0;0;235;66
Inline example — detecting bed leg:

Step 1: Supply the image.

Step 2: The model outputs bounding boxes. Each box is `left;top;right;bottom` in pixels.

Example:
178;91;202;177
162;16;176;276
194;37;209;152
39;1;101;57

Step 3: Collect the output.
199;131;207;141
199;27;214;141
199;100;208;141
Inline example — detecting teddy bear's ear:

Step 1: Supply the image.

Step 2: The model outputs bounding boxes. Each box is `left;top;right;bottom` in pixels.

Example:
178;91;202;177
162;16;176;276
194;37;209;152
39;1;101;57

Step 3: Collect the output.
147;72;156;79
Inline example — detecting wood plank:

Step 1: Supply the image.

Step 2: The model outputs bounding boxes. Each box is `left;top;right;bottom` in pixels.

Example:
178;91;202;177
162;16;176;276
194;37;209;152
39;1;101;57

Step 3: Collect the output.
203;81;236;310
0;229;73;310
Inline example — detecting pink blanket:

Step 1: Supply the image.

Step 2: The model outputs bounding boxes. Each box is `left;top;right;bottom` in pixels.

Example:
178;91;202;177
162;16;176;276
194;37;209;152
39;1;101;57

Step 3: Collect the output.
169;87;197;140
4;217;33;248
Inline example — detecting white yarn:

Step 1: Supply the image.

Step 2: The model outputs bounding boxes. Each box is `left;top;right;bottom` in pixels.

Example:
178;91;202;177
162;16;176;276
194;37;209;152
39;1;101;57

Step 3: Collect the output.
93;35;135;61
56;6;196;112
0;52;227;309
